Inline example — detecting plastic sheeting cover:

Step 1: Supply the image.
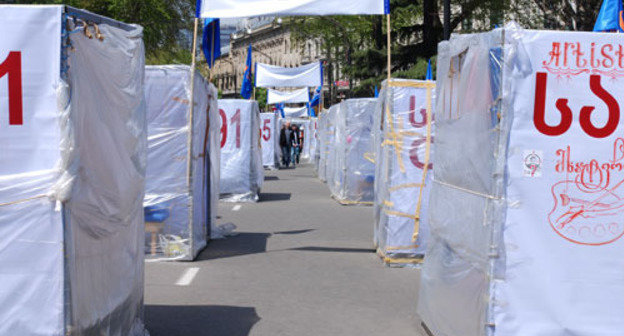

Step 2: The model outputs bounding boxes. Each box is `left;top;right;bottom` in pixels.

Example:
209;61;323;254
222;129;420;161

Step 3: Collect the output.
219;100;264;202
144;65;220;260
0;6;148;335
260;112;279;168
328;98;376;204
418;25;624;336
373;79;435;266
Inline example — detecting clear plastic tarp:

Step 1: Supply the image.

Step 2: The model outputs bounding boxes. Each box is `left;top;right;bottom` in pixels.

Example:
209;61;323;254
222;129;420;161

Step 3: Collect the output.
0;5;147;335
418;24;624;336
319;105;339;182
315;112;328;176
260;112;280;169
373;79;435;266
144;65;220;261
219;100;264;202
301;117;317;162
328;98;376;205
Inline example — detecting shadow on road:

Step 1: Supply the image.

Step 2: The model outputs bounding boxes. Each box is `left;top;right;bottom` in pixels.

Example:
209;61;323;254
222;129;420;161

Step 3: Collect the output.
264;176;279;181
198;232;271;260
273;229;315;235
288;246;376;253
145;305;260;336
259;192;291;202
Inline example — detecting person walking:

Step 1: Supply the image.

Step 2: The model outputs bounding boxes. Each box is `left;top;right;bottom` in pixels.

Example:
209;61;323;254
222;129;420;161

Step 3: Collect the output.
291;124;302;165
279;122;292;168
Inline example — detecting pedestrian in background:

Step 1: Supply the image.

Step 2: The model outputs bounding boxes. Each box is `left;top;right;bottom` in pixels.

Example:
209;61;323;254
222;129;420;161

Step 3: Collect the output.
291;124;302;165
280;122;292;168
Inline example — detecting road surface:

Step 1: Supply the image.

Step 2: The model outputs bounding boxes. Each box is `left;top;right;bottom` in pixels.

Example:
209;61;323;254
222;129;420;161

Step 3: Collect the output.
145;164;425;336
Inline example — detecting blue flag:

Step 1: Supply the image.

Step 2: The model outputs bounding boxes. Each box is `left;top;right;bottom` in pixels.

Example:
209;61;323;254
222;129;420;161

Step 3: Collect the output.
426;59;433;81
240;44;253;99
594;0;624;32
374;86;379;98
276;103;285;118
202;18;221;68
310;85;322;107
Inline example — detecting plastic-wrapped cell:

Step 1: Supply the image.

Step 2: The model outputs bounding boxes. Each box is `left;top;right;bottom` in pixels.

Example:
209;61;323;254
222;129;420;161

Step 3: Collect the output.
260;112;279;169
0;5;147;335
323;105;340;184
418;25;624;336
219;100;264;202
143;65;220;260
373;79;435;266
329;98;376;205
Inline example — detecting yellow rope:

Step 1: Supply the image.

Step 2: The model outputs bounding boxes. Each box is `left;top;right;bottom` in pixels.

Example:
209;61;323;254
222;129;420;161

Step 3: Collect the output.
384;209;418;220
388;80;436;89
388;183;422;192
0;194;48;207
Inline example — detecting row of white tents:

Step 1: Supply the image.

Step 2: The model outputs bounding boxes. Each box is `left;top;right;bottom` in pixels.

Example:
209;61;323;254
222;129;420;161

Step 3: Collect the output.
0;5;262;335
2;4;624;335
311;26;624;336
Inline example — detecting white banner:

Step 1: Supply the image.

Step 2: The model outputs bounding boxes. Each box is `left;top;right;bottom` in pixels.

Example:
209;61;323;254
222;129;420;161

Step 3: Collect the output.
498;30;624;335
267;88;310;104
284;106;308;118
0;6;64;335
198;0;388;18
256;62;322;88
260;112;277;167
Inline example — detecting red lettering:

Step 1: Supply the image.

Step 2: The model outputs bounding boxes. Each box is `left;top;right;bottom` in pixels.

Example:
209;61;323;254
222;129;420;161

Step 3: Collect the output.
0;51;23;125
231;109;241;148
543;42;561;67
579;75;620;138
602;44;614;68
219;109;227;148
533;72;573;136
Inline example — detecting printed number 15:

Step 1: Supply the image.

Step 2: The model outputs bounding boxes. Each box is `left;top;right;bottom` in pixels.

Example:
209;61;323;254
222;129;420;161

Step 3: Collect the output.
1;51;23;125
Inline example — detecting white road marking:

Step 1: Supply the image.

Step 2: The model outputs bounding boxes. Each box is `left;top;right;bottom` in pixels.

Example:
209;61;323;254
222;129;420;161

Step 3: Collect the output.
232;205;242;211
175;267;200;286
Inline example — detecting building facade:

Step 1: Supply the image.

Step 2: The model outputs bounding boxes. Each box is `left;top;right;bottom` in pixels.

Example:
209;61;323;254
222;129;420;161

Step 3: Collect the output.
210;18;346;104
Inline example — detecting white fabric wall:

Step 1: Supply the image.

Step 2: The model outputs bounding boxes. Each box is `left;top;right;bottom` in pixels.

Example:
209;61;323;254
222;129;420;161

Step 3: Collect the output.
219;100;264;202
0;6;64;334
419;27;624;336
0;7;147;335
260;112;279;168
144;65;219;259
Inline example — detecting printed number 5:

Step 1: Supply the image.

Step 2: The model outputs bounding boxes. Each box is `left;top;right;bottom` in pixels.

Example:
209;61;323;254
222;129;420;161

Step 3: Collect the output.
0;51;23;125
262;119;271;141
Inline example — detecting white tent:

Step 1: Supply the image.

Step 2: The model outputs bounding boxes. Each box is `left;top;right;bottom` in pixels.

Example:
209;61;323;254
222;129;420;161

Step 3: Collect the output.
418;26;624;336
373;79;434;266
260;112;280;169
327;99;376;205
219;100;264;202
0;5;146;335
303;117;318;163
144;65;220;260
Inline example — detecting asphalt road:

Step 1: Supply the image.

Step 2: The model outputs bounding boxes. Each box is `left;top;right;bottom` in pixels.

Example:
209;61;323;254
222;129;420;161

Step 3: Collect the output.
145;164;425;336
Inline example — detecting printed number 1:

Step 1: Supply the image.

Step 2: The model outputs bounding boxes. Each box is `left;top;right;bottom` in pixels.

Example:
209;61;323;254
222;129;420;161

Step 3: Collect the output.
231;109;241;148
0;52;23;125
